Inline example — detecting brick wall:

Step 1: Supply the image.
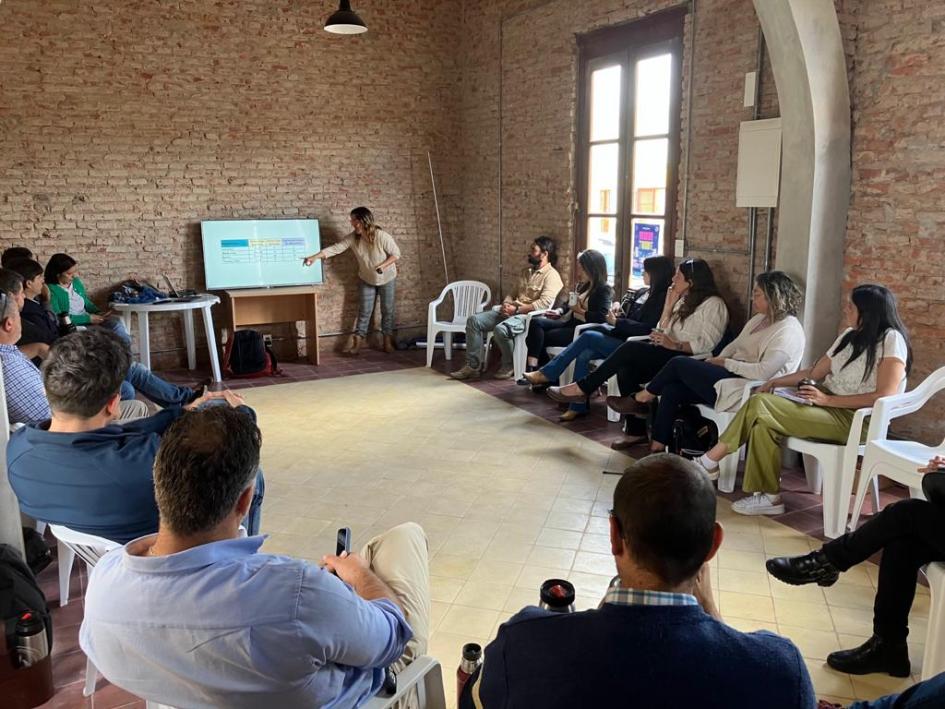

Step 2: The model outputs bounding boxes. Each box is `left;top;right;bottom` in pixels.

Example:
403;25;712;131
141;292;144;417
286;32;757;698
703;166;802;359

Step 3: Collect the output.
454;0;775;328
845;0;945;442
0;0;463;367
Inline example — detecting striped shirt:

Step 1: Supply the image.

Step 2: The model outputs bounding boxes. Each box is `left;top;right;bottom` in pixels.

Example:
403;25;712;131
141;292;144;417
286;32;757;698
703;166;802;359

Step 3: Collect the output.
0;344;50;425
603;577;699;608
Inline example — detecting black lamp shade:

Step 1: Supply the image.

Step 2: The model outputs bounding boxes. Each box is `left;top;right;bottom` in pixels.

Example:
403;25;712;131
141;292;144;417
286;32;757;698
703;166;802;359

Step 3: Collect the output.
325;0;367;34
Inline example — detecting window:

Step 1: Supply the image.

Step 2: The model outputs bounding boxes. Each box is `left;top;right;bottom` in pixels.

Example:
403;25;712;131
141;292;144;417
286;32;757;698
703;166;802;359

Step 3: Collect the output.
577;10;685;289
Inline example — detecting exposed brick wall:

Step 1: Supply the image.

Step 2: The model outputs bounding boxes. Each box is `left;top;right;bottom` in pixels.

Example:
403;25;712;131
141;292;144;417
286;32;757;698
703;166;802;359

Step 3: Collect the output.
845;0;945;442
454;0;775;327
0;0;462;367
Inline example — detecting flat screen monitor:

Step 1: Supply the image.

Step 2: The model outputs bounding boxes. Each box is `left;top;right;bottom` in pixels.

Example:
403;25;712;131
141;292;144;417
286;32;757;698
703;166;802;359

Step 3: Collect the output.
201;218;323;290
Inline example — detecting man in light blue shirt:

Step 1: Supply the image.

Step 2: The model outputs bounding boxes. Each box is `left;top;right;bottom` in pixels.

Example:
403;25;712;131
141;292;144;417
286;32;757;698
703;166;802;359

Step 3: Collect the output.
80;405;429;709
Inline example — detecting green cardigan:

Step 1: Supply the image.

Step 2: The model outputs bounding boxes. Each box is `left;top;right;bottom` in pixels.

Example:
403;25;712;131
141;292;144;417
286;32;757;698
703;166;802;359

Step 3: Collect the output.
47;277;100;325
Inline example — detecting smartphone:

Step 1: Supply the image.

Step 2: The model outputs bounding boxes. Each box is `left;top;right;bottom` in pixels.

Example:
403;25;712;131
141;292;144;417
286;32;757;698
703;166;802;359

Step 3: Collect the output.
336;527;352;557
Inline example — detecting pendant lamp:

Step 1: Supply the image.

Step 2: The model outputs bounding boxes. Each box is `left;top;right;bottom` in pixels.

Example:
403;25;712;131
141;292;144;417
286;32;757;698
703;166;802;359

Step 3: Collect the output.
324;0;367;35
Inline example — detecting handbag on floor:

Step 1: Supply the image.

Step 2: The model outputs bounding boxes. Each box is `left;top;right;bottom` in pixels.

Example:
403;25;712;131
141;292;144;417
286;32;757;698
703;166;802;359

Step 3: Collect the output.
668;405;718;458
223;329;279;378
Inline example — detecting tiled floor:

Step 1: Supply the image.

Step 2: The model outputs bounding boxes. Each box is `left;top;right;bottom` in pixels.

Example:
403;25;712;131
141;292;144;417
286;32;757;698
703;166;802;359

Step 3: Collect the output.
36;351;929;707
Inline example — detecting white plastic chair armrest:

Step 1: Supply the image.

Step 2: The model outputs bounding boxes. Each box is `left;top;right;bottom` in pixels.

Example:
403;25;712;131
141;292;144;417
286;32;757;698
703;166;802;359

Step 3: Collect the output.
625;335;650;342
841;406;873;468
736;380;766;408
361;656;444;709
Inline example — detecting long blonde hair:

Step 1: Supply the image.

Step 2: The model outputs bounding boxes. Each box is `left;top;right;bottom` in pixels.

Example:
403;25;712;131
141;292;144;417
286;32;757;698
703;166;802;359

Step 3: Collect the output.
351;206;378;242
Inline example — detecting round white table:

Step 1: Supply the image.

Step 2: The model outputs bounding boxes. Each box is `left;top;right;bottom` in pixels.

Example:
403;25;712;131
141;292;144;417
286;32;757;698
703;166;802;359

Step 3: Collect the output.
110;294;223;382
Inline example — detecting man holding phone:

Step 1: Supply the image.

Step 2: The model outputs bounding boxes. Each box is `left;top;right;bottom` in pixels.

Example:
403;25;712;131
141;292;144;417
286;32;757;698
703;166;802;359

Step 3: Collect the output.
80;405;431;709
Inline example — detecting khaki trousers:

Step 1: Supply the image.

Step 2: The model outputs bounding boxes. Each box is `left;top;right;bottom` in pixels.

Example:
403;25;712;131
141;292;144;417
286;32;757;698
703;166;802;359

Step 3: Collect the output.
718;393;855;495
118;399;150;421
360;522;431;674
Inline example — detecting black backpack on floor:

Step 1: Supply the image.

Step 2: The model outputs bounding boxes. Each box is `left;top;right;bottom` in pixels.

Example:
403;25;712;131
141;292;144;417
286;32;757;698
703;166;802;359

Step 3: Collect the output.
669;405;718;457
223;329;278;378
0;544;52;655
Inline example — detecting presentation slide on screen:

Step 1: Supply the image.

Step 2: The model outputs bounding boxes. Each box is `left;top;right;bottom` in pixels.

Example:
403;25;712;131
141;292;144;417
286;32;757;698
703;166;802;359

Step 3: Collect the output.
201;219;323;290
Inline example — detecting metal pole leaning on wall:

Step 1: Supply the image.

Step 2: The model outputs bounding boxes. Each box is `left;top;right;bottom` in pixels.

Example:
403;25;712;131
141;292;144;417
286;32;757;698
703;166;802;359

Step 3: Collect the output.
427;151;450;286
746;25;766;316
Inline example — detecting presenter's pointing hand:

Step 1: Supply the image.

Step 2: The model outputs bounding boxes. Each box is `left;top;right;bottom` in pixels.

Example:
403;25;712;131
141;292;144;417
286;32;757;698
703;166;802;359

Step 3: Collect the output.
302;256;317;267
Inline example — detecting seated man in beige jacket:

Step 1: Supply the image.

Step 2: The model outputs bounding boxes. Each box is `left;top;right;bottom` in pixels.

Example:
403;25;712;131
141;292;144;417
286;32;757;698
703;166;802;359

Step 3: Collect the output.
451;236;564;380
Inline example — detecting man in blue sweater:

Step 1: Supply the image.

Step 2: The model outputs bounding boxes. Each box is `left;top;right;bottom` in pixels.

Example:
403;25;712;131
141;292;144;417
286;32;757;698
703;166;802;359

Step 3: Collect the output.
8;328;264;543
461;453;814;709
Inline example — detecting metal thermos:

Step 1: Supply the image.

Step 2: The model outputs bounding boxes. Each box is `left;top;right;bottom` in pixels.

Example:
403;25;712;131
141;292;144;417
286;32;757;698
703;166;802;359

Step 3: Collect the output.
456;642;482;704
15;611;48;668
539;578;576;613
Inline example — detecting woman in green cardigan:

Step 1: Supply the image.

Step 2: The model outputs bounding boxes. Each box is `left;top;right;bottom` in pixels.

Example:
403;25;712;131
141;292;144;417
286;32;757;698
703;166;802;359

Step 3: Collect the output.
44;253;130;342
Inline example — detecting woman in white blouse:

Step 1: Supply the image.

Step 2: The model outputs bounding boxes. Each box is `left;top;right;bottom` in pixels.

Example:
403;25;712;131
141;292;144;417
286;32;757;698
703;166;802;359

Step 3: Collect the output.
696;284;912;516
614;271;806;451
547;259;729;420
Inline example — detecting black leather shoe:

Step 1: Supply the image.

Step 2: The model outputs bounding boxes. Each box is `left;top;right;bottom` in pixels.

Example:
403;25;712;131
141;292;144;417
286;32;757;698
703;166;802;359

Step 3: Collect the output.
766;551;840;587
827;635;911;677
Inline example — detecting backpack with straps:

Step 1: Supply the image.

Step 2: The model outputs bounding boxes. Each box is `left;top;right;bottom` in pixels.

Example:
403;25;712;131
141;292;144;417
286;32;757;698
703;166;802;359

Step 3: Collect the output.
669;405;718;458
223;330;279;378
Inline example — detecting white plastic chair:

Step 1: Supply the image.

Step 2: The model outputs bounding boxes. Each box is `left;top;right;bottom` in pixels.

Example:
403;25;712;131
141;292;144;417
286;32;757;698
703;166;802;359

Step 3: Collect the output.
784;378;907;539
362;656;447;709
139;657;445;709
922;562;945;680
426;281;491;367
848;367;945;531
48;525;119;699
698;380;764;493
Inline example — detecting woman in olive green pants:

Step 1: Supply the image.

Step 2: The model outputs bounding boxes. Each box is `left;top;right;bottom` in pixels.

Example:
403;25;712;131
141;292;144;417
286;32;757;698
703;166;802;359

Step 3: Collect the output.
695;285;912;517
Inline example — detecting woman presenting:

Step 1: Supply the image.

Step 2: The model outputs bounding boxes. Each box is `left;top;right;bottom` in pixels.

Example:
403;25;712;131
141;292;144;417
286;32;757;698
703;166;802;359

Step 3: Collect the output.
303;207;401;355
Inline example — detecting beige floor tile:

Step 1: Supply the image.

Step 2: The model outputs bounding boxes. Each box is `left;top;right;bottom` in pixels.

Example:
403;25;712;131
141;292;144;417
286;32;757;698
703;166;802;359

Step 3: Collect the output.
578;533;612;554
769;579;828;604
550;497;595;515
430;575;465;604
803;660;856;699
504;587;539;613
430;553;479;580
438;605;501;637
824;582;877;611
468;559;524;587
717;548;766;572
567;571;613;598
544;510;591;532
453;580;513;612
429;601;450;631
764;536;819;557
571;551;617;577
584;516;611;534
777;624;843;660
720;592;776;623
850;673;916;701
482;538;534;564
829;606;874;637
773;597;833;631
526;546;576;569
718;568;772;596
535;528;583;550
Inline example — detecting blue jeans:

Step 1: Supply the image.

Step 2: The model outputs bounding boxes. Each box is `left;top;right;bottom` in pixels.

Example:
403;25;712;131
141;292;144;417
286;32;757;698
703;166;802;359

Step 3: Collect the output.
849;671;945;708
356;279;396;336
100;316;131;344
120;362;196;407
539;330;622;413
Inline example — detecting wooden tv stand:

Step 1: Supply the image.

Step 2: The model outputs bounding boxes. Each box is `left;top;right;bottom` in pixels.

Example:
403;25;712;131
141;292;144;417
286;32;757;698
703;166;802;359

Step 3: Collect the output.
222;286;320;365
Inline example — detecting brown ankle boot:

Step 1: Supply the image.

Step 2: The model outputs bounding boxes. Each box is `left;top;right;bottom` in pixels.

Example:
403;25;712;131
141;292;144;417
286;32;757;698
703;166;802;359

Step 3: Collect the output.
342;334;363;355
383;335;395;353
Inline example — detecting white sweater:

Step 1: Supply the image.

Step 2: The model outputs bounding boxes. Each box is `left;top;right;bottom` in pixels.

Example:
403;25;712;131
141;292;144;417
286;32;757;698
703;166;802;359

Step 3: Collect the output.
662;296;729;356
713;314;807;411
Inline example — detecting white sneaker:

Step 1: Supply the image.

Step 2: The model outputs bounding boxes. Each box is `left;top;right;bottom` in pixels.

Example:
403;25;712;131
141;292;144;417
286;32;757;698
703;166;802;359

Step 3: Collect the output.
732;493;785;516
692;459;720;481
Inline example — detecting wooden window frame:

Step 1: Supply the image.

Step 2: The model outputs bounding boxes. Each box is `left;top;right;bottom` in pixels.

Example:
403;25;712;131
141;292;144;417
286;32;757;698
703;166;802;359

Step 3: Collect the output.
576;7;686;290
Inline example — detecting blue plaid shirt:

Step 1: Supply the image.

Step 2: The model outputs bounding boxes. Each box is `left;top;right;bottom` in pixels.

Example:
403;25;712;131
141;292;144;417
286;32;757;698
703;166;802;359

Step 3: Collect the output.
0;344;50;424
603;576;699;608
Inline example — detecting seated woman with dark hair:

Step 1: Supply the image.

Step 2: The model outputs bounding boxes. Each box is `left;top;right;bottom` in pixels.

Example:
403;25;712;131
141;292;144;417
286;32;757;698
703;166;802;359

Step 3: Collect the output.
523;249;612;373
695;283;911;517
521;255;675;422
612;271;806;451
546;259;729;430
44;252;130;342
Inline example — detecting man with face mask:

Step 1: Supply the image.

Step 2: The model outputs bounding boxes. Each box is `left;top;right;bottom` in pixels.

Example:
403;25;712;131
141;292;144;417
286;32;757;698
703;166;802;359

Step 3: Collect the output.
451;236;564;380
